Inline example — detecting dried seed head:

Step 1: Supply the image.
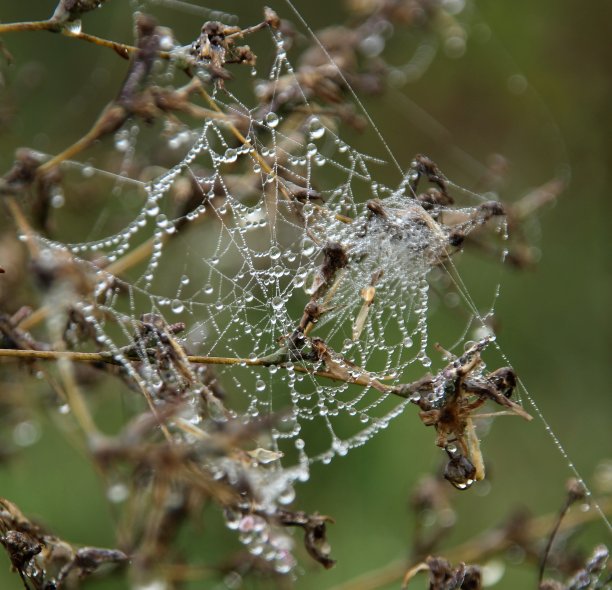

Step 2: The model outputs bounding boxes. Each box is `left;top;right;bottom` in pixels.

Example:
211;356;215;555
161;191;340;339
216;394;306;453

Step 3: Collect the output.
566;478;587;504
264;7;281;29
488;367;517;398
51;0;109;23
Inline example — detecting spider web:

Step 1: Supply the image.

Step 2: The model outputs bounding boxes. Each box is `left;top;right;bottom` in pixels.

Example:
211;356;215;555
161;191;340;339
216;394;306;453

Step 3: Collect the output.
18;0;609;573
46;36;486;456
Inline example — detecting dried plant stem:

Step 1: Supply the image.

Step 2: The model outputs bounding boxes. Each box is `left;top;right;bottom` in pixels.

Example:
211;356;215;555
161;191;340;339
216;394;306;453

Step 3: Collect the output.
0;21;58;34
0;20;161;60
55;356;99;437
0;348;394;391
6;201;100;438
330;498;612;590
5;197;39;257
37;120;113;176
61;29;140;58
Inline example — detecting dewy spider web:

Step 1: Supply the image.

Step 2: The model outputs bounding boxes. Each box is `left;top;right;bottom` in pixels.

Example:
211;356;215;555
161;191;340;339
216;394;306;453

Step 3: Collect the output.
15;0;610;566
43;9;459;463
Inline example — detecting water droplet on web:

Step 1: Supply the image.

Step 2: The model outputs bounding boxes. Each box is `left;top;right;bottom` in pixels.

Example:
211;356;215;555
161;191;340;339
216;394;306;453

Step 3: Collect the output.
265;112;280;128
225;510;241;530
51;190;65;208
403;336;414;348
114;130;130;152
278;485;295;505
269;246;281;260
302;239;315;256
255;379;266;392
224;148;238;163
308;117;325;140
274;559;294;575
171;299;184;314
145;200;160;217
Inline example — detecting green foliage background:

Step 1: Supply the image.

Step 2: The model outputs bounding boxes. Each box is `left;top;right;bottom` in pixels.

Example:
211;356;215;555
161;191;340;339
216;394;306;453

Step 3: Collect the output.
0;1;610;588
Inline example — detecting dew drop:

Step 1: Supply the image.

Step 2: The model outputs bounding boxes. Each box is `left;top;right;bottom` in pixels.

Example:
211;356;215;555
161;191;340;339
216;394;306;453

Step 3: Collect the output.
308;117;325;140
114;130;130;152
278;485;296;505
64;19;82;34
107;483;129;503
224;148;238;163
145;200;160;217
265;112;280;128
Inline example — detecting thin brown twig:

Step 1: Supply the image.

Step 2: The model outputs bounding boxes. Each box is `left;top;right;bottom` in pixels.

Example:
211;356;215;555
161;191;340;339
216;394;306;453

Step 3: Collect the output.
0;19;170;60
0;21;59;34
0;348;395;391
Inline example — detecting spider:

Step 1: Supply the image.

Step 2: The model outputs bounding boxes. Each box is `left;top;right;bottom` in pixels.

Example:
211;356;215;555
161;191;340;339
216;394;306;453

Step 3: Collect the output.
395;338;532;489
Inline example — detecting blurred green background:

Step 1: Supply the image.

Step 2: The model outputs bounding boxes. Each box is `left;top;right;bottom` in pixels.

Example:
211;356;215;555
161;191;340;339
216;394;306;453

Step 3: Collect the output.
0;1;610;589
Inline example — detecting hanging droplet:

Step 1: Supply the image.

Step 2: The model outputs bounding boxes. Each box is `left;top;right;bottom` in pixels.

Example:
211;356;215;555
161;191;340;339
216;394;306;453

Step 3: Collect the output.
265;112;280;128
145;200;159;217
308;117;325;140
64;19;82;34
224;148;238;163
